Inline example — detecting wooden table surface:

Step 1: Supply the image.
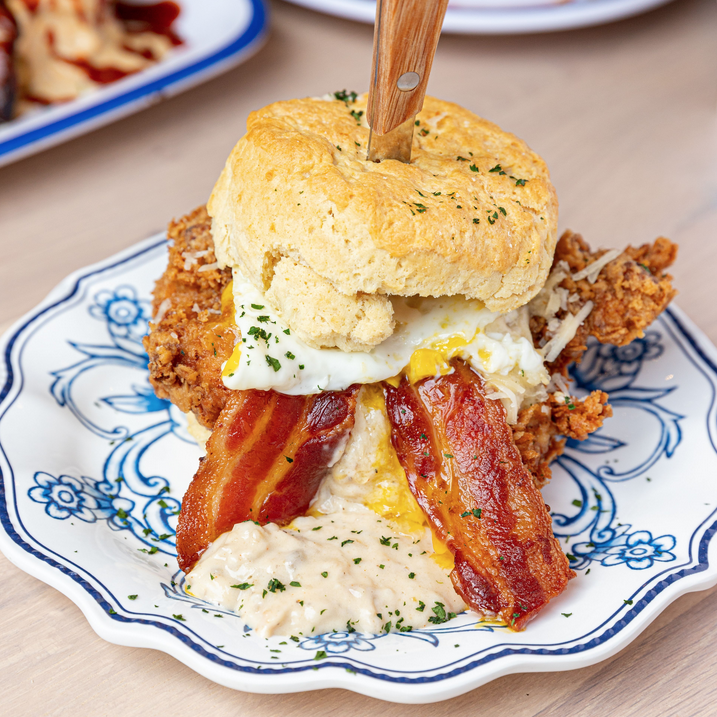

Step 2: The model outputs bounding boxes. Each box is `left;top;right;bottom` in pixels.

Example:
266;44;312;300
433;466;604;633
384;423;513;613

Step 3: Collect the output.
1;0;716;713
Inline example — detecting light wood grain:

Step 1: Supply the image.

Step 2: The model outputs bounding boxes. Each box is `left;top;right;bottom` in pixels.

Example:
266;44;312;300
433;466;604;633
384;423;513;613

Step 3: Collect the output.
367;0;449;134
1;0;717;714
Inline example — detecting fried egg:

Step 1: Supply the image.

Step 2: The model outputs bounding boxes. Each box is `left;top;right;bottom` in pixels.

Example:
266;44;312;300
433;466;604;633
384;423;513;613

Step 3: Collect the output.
221;268;550;413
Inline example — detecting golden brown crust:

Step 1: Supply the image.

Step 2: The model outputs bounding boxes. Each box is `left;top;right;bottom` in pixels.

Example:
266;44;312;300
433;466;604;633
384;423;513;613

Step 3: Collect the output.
532;231;678;376
209;94;558;322
142;207;234;428
513;390;612;488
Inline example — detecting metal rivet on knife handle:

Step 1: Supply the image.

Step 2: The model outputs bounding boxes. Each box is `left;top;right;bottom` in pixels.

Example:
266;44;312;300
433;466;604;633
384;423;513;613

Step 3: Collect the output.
397;72;420;92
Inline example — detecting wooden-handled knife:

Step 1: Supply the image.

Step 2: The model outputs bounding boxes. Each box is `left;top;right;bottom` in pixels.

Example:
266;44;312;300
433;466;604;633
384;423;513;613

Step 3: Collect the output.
367;0;449;163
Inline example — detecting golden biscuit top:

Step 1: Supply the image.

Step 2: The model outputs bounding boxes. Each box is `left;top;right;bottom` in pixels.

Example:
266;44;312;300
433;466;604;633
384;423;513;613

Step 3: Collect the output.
209;94;558;349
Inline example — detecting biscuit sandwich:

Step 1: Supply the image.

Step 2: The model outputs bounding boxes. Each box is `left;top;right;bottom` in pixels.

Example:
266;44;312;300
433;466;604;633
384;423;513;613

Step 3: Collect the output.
144;92;677;636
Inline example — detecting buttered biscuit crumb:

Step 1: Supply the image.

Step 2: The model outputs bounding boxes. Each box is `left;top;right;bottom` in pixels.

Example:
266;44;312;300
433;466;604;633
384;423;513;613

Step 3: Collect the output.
265;258;395;351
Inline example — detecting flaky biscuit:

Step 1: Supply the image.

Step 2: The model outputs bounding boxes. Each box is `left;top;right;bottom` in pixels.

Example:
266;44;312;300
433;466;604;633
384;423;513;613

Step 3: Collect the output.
209;94;558;349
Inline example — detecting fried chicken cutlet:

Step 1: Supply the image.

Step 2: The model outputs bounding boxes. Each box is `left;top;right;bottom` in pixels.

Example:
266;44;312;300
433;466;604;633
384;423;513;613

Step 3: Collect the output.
143;208;676;490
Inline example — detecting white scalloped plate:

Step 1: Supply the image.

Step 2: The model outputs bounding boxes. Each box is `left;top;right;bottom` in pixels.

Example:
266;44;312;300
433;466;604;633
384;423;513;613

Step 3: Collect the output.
283;0;676;34
0;0;268;168
1;235;716;703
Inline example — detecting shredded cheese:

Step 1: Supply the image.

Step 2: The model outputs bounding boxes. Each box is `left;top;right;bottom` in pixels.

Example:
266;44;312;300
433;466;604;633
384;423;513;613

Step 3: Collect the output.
541;301;594;363
572;249;621;283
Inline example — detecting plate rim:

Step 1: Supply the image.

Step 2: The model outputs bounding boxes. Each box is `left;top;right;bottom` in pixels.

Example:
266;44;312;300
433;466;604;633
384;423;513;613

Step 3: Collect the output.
1;234;717;704
0;0;269;168
280;0;676;34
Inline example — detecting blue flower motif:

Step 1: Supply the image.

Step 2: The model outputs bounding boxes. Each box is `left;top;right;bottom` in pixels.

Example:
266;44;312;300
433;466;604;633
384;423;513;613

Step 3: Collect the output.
573;332;663;392
29;472;112;522
89;286;151;350
601;531;676;570
300;631;377;654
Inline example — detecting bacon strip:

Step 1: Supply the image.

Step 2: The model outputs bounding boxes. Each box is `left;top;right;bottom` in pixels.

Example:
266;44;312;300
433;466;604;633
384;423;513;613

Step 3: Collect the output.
177;386;359;572
383;360;574;629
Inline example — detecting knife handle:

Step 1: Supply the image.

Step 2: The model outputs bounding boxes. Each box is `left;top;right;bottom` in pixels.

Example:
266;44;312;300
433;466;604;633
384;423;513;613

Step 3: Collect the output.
367;0;449;136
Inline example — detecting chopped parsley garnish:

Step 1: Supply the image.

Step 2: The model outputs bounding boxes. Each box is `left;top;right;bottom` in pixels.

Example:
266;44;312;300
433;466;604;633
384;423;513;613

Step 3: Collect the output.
414;203;427;213
321;571;328;578
127;594;138;600
416;601;426;612
469;164;479;172
561;612;572;618
314;650;328;660
257;315;270;323
489;164;506;175
341;540;354;547
290;581;301;588
232;583;253;590
473;218;480;224
247;325;271;343
408;572;416;579
173;614;186;621
265;355;281;372
566;553;577;561
333;89;357;105
427;602;456;625
285;351;296;360
267;578;286;593
350;109;364;124
283;328;291;335
285;456;294;463
624;599;634;606
456;156;468;161
353;557;362;564
379;536;391;546
116;508;128;520
572;499;583;508
250;303;264;310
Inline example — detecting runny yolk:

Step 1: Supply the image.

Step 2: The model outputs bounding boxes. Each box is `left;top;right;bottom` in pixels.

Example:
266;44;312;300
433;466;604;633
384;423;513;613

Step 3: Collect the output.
405;333;475;384
220;281;242;378
358;385;455;571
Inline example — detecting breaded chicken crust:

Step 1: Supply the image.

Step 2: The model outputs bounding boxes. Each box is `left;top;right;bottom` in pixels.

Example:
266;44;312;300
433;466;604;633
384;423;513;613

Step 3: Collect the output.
144;209;673;485
513;390;612;488
532;230;678;377
142;207;234;429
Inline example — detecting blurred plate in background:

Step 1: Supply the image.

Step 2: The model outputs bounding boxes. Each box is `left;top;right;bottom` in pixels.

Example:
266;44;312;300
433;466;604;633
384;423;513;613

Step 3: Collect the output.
0;0;268;169
281;0;677;34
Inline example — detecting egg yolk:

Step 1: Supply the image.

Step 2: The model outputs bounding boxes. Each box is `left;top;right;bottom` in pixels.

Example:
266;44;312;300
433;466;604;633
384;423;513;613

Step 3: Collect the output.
356;385;454;570
220;281;243;378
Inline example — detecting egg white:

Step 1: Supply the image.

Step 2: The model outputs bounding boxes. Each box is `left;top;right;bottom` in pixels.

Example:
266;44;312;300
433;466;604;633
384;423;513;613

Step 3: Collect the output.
221;268;549;397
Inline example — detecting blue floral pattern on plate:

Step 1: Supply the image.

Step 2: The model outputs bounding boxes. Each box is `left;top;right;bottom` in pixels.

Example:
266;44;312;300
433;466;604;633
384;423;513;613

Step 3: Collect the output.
1;236;717;702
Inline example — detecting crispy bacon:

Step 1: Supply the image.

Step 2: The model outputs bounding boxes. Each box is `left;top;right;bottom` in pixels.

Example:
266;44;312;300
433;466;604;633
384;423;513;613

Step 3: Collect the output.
177;386;359;572
384;360;574;630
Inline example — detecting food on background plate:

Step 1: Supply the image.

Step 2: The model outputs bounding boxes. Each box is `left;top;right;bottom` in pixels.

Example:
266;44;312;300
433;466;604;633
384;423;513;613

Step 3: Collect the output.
0;0;181;122
144;93;677;637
